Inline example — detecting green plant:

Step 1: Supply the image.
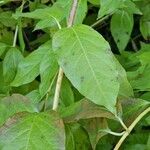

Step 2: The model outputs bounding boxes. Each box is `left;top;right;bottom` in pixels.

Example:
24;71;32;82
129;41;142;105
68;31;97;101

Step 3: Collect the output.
0;0;150;149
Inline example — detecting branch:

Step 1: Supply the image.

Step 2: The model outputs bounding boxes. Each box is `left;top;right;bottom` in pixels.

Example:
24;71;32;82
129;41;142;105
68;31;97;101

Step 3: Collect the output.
52;0;79;110
114;107;150;150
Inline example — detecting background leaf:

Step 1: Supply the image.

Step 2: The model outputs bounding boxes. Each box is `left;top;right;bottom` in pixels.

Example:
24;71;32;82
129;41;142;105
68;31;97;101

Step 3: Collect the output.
111;10;134;52
3;47;23;84
11;41;51;87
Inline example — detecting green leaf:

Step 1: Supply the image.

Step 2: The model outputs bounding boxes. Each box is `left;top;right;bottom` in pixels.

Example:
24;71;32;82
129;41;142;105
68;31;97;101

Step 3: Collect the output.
59;99;116;123
0;94;37;126
121;98;150;125
65;123;92;150
115;58;133;98
0;63;9;95
98;0;124;18
26;89;41;105
140;20;150;40
0;28;14;45
0;42;7;56
128;65;150;91
39;49;58;98
11;41;51;87
13;3;64;21
137;0;150;40
3;47;23;84
0;11;16;27
80;118;108;149
60;77;74;107
123;0;142;15
111;10;134;52
0;112;65;150
53;25;119;114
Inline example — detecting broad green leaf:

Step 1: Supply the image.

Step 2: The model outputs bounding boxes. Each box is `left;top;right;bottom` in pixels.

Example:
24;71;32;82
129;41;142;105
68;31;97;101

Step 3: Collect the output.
60;77;74;107
98;0;124;18
57;0;88;24
59;99;116;123
11;41;51;87
53;25;119;114
3;47;23;84
0;112;65;150
111;10;134;52
0;42;7;56
39;49;58;98
0;94;37;126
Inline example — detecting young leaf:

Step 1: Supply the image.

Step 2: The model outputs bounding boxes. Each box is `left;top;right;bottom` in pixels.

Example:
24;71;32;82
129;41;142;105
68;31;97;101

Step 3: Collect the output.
11;41;51;87
0;94;37;126
0;112;65;150
3;47;23;84
53;25;119;114
111;10;134;52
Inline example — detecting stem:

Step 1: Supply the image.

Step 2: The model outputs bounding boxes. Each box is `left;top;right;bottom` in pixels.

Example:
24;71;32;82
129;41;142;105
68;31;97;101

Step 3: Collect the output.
13;0;25;48
99;129;125;137
52;0;79;111
116;116;128;132
114;107;150;150
91;15;110;28
67;0;78;27
52;68;64;110
13;25;19;47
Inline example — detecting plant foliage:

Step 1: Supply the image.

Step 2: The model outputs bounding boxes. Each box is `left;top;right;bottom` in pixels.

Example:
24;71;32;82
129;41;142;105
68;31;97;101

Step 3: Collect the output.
0;0;149;149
